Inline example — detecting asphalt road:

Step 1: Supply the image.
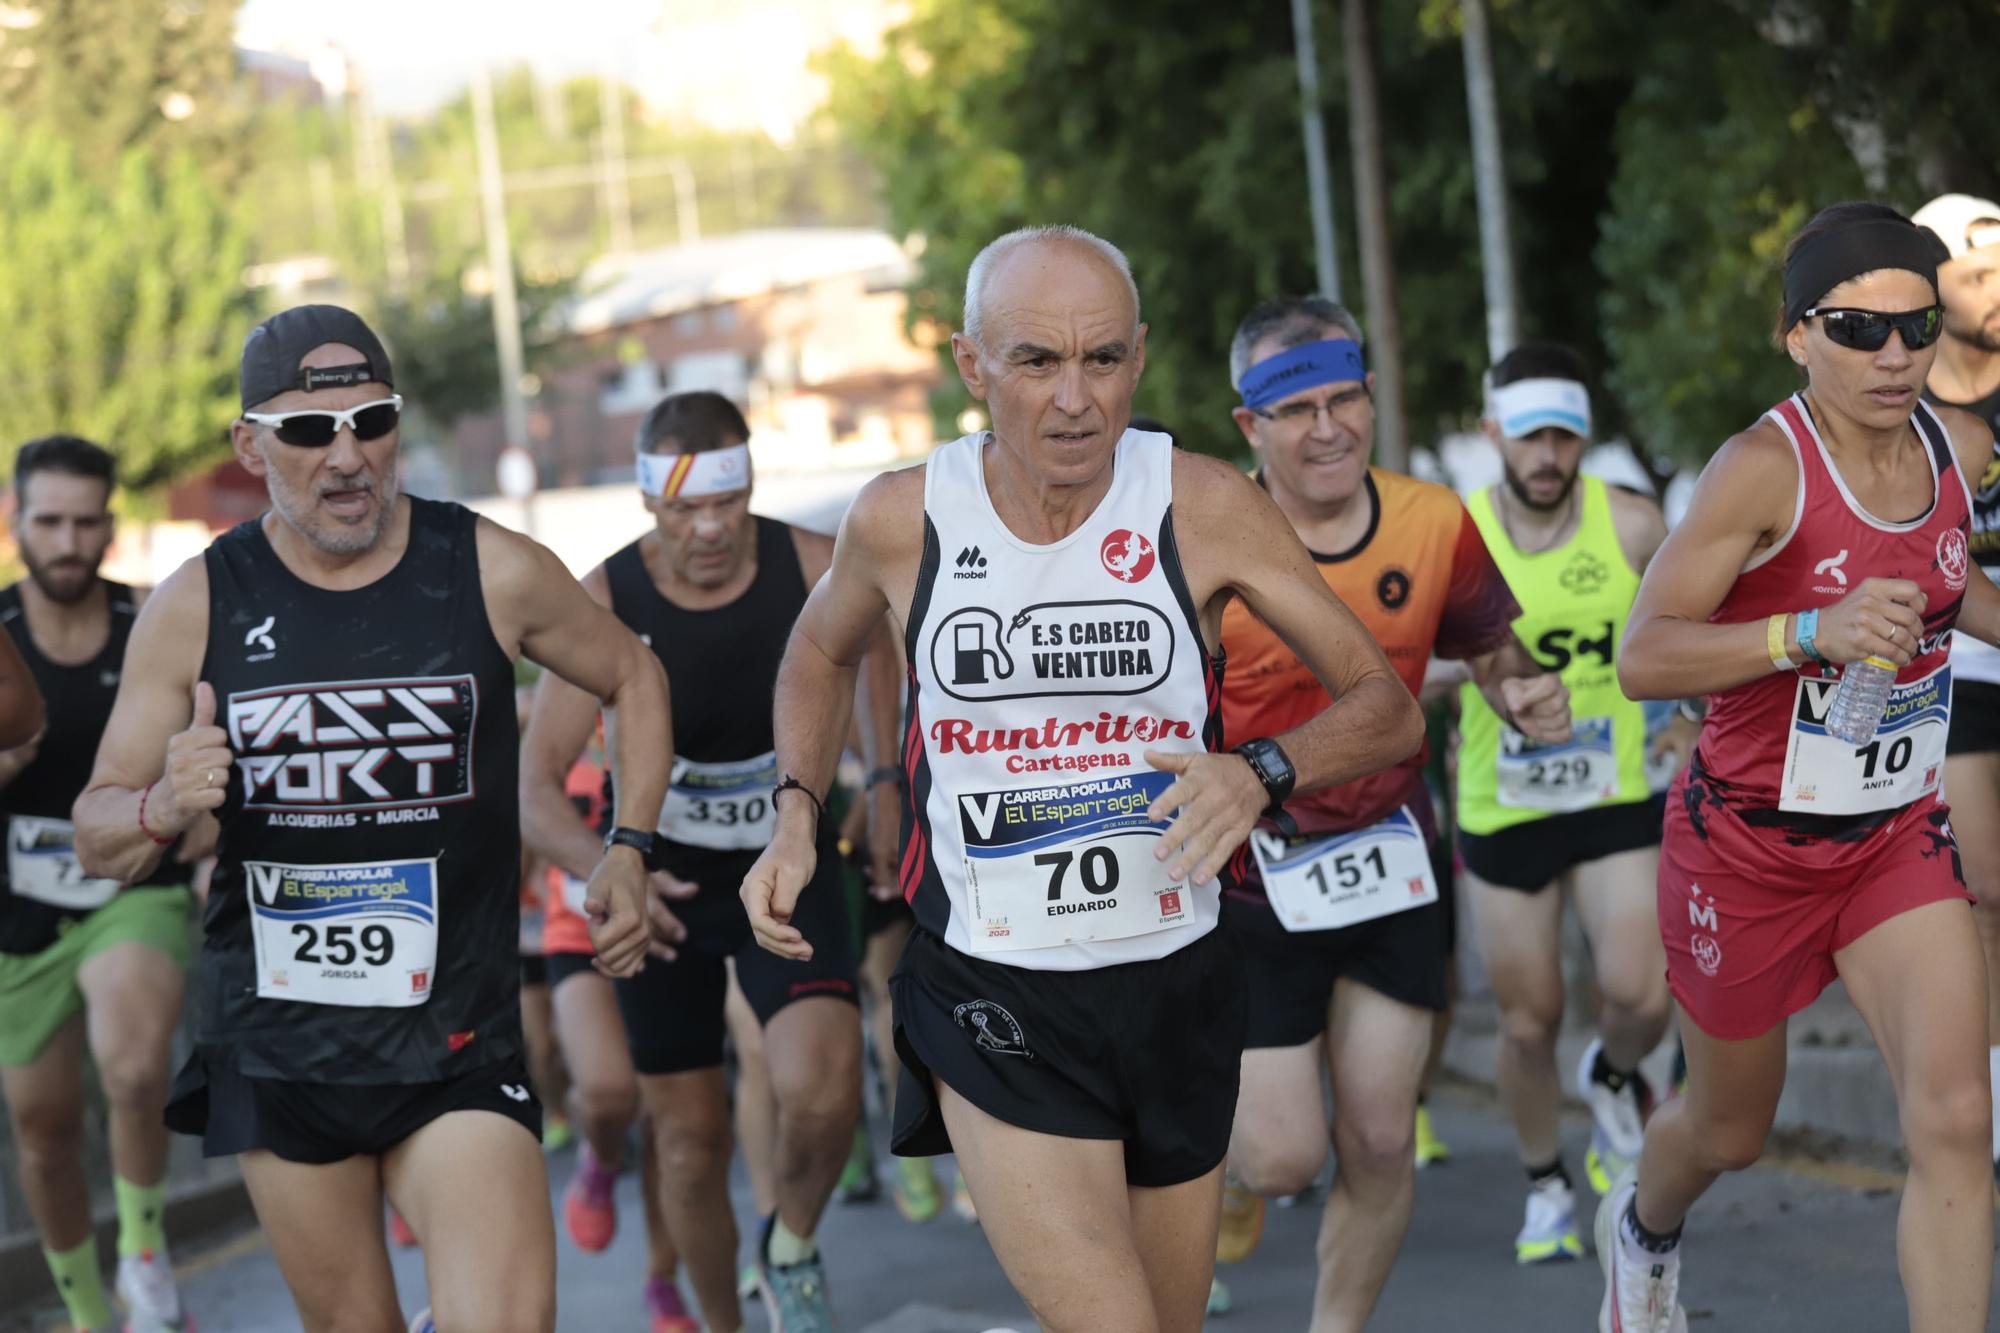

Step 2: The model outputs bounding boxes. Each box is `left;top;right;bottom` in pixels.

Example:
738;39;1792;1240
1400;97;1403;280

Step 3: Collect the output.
14;1081;1988;1332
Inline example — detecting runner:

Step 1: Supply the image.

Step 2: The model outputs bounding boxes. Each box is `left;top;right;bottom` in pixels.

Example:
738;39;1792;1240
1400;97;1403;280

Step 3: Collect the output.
1911;192;2000;1183
541;746;699;1331
741;225;1426;1331
73;304;669;1333
522;389;892;1332
0;436;199;1333
1213;297;1569;1329
1603;202;1994;1332
1454;343;1679;1262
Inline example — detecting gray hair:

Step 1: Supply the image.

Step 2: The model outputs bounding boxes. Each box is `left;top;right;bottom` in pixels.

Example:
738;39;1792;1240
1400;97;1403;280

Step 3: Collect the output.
1228;296;1367;390
962;225;1140;344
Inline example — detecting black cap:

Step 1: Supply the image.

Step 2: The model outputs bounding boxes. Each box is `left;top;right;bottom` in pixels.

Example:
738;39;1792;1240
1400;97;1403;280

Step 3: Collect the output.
239;304;394;411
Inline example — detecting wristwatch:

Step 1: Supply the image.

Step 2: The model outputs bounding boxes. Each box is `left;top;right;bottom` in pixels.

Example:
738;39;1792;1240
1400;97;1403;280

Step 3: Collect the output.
603;826;654;857
1232;737;1297;810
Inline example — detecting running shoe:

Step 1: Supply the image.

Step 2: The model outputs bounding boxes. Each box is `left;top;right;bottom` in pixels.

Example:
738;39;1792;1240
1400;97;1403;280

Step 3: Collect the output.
892;1156;942;1223
1595;1168;1687;1333
757;1253;840;1331
562;1142;619;1252
407;1310;435;1333
1214;1174;1264;1264
388;1208;418;1248
115;1250;191;1332
645;1275;700;1333
1579;1037;1653;1196
1514;1176;1584;1264
951;1171;978;1224
1206;1276;1232;1317
838;1123;879;1203
1414;1102;1451;1168
542;1111;575;1153
739;1262;762;1299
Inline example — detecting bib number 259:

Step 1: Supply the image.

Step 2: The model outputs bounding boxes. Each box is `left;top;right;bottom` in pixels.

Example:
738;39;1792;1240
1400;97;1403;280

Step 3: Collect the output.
290;922;395;967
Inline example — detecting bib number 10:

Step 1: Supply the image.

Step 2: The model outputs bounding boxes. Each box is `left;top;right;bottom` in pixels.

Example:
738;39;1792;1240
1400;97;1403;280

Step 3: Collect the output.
1306;845;1387;896
1856;735;1914;779
291;922;395;967
1035;846;1120;900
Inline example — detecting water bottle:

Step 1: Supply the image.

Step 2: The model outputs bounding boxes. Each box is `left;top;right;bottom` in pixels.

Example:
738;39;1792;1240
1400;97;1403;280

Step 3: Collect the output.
1825;655;1898;745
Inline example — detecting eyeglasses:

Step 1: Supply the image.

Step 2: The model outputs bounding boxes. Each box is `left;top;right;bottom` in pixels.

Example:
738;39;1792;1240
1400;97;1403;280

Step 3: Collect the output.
243;395;403;447
1252;384;1370;426
1802;306;1944;353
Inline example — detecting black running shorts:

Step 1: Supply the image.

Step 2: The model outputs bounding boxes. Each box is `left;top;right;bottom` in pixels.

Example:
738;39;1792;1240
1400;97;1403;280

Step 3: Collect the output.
888;924;1246;1188
611;848;858;1077
1947;680;2000;756
1223;889;1451;1049
1458;793;1667;892
164;1052;540;1164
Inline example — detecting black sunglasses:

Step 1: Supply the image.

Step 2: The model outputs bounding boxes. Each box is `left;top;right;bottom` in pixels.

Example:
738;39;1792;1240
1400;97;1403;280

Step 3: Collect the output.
1802;306;1944;353
243;395;403;447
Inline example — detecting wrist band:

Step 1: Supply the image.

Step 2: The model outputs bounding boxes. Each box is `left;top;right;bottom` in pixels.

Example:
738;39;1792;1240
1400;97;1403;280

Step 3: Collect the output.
1795;607;1825;664
1766;614;1796;671
137;780;176;846
865;765;905;790
772;775;826;826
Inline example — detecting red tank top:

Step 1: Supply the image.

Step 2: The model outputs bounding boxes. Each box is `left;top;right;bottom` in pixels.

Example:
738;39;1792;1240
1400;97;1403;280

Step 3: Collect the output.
1696;395;1970;817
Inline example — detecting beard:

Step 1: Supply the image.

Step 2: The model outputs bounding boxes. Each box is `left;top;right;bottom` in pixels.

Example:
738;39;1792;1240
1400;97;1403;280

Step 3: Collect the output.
263;452;402;558
1501;459;1578;514
21;550;99;605
1946;308;2000;355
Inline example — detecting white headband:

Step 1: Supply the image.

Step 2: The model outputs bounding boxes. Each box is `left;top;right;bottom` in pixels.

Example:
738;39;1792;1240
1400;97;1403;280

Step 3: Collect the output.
1489;377;1591;441
637;443;751;499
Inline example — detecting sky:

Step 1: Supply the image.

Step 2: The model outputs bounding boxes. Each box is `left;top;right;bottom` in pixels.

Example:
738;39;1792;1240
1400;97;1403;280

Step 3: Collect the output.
235;0;901;133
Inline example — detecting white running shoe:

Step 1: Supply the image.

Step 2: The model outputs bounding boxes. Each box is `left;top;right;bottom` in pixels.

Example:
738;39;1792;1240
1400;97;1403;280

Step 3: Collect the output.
1594;1169;1687;1333
115;1251;191;1333
407;1309;435;1333
1579;1037;1651;1195
1514;1175;1584;1264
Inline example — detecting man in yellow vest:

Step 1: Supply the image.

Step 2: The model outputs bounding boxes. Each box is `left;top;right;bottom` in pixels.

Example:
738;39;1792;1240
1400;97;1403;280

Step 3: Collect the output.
1456;342;1686;1265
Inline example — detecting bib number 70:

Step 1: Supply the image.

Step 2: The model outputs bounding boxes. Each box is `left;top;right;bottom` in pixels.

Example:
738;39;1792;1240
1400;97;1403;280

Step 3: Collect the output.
1035;847;1121;900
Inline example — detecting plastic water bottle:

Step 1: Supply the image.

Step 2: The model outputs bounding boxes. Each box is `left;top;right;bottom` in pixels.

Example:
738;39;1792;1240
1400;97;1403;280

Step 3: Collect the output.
1825;655;1898;745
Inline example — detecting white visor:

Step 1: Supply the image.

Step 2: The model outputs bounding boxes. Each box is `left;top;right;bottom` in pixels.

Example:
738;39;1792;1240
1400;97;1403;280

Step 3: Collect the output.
1490;378;1591;441
637;443;752;499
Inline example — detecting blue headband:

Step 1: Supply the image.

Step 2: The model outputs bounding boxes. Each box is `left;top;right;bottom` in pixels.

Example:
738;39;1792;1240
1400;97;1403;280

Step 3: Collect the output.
1240;339;1367;411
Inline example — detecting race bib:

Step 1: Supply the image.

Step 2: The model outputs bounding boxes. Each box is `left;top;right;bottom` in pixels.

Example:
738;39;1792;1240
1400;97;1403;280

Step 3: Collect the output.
247;857;439;1008
1497;716;1619;812
561;873;590;917
1641;700;1683;793
958;770;1190;954
659;753;778;851
7;816;119;911
1779;663;1949;815
1251;806;1437;933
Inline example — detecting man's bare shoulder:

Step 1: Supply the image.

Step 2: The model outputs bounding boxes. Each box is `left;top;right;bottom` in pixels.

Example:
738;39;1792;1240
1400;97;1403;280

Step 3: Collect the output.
840;464;928;554
1169;449;1274;536
1934;403;1999;476
473;512;565;591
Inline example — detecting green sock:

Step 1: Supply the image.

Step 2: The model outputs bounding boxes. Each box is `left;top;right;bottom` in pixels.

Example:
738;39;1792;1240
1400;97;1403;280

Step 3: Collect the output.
44;1237;116;1329
114;1175;168;1259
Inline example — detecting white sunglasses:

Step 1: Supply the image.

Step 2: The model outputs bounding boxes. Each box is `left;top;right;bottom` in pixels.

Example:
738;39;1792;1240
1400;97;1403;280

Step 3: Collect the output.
243;395;404;447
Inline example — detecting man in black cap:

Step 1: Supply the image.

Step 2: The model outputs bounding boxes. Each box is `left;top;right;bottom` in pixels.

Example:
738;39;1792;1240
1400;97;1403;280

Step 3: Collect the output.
74;304;673;1333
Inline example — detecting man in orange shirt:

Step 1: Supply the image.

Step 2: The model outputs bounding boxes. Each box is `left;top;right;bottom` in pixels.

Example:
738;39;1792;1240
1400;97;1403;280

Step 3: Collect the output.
1215;296;1569;1330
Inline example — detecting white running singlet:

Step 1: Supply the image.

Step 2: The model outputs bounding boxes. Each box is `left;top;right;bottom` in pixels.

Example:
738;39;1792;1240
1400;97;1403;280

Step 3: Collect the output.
900;429;1226;971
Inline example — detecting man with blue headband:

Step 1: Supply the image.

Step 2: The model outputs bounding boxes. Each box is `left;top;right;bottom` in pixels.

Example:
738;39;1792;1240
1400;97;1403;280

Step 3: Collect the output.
1214;295;1570;1328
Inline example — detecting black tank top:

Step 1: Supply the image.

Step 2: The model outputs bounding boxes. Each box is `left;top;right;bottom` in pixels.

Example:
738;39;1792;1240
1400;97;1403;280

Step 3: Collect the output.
0;581;188;955
1925;381;2000;573
603;516;808;896
197;498;521;1085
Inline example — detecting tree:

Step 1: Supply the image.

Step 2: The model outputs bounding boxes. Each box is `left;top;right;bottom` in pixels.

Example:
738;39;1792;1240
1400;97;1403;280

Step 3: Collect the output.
0;120;252;493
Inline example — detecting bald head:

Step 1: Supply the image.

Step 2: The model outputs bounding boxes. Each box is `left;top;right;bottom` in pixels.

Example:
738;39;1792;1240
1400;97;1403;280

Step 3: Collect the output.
962;226;1140;346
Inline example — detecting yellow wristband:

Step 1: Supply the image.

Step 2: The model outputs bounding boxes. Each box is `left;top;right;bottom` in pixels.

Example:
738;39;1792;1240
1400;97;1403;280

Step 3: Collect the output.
1766;613;1796;671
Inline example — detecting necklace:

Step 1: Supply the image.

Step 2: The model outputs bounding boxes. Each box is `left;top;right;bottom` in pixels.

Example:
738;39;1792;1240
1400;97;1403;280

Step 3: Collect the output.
1499;480;1580;556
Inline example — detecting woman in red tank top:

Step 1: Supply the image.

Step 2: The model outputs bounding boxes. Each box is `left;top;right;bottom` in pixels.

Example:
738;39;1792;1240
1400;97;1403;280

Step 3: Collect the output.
1599;203;2000;1333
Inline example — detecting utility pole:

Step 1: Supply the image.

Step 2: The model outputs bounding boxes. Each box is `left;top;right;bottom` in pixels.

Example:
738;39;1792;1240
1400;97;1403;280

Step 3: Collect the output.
1461;0;1520;361
1289;0;1341;300
1342;0;1408;472
597;73;635;255
471;66;534;526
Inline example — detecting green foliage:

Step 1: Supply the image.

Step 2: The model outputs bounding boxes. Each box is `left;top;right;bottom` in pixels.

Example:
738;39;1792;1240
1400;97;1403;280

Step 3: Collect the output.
366;257;576;430
0;120;251;495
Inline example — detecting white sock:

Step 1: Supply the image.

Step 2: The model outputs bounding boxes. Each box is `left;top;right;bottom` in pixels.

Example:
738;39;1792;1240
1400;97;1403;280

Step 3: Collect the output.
1988;1047;2000;1160
767;1215;817;1266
